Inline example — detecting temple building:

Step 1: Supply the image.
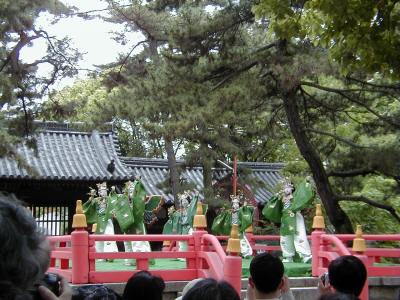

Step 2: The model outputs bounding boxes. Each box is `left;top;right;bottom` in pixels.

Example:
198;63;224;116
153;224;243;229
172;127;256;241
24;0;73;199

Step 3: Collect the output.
0;121;283;235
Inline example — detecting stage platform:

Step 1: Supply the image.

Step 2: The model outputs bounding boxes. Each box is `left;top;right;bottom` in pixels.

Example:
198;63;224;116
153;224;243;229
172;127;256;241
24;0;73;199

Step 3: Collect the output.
96;257;312;277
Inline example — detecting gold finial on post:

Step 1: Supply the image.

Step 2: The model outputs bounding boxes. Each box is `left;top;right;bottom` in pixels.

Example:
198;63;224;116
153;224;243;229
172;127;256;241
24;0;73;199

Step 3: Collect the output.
312;204;325;230
226;224;241;255
91;223;97;233
245;225;253;233
72;200;87;229
352;225;366;253
193;201;207;230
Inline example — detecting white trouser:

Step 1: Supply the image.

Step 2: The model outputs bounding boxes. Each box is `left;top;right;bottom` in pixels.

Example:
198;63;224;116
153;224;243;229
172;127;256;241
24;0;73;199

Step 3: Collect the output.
96;219;118;255
280;212;311;261
177;227;193;262
124;223;151;265
241;234;253;258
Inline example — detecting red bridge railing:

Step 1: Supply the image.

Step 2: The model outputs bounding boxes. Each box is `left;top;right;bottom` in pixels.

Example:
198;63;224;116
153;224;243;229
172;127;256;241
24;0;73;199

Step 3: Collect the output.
48;201;243;295
47;201;399;300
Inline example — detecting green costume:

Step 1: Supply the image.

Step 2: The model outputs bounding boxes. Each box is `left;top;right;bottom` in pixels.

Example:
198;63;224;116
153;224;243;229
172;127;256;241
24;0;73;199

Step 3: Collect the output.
211;205;254;235
262;178;315;262
83;186;112;234
84;179;164;234
211;197;254;257
263;179;314;235
162;193;202;235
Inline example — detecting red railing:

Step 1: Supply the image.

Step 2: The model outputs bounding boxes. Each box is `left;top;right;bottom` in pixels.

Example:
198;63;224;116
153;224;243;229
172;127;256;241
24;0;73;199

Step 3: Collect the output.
48;229;242;295
311;231;400;277
48;227;399;300
199;234;242;293
48;235;72;281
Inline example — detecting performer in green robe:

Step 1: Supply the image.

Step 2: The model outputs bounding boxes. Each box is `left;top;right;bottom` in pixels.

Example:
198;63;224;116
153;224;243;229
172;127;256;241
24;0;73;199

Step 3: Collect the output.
162;191;201;253
121;180;151;265
262;177;314;263
83;183;118;256
84;179;164;265
211;194;254;257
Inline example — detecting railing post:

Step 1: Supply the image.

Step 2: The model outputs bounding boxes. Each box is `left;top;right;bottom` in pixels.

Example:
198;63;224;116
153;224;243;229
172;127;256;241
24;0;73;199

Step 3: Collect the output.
311;204;325;276
224;224;242;295
193;201;207;271
352;225;369;300
71;200;89;284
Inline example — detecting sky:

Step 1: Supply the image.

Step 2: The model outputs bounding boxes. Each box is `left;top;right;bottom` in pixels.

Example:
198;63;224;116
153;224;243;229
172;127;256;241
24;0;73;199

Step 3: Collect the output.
20;0;143;90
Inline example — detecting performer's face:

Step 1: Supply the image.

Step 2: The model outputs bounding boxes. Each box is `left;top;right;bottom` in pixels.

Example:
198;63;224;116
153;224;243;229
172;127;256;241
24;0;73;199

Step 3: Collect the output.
128;184;135;198
181;198;189;208
98;186;107;198
284;186;292;195
233;201;239;210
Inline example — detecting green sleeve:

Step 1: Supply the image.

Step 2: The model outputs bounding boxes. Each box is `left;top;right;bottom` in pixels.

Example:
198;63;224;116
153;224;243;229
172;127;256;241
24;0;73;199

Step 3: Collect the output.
130;179;148;232
291;180;314;211
211;210;232;236
239;206;254;232
187;194;199;227
211;210;224;235
163;214;174;234
262;195;282;223
108;192;135;233
83;198;97;225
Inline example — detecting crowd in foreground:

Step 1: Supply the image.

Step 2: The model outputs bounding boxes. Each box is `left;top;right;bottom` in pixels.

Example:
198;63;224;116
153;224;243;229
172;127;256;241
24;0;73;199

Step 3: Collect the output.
0;197;372;300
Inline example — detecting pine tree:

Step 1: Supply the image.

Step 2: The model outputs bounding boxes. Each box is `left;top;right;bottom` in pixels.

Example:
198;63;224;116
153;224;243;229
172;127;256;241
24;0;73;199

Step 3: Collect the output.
0;0;80;170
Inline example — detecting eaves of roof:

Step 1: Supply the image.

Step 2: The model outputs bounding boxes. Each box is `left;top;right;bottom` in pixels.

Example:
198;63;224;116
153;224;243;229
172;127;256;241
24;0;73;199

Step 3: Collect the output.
0;130;133;182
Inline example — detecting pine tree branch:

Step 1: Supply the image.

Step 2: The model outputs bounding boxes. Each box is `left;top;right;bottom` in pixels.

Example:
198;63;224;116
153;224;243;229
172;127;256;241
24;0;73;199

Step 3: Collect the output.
300;81;400;129
118;40;148;74
34;29;77;69
110;2;168;42
327;168;376;177
0;31;41;74
304;128;369;149
253;41;279;54
211;61;258;90
346;76;400;91
65;4;133;17
337;194;400;223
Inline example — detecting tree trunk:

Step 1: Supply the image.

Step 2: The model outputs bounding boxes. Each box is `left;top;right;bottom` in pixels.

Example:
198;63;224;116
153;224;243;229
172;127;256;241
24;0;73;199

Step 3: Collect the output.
282;89;354;233
165;136;179;207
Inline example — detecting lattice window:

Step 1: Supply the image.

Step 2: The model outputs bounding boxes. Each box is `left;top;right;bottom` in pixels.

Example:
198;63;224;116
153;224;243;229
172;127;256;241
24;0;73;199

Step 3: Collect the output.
30;206;69;236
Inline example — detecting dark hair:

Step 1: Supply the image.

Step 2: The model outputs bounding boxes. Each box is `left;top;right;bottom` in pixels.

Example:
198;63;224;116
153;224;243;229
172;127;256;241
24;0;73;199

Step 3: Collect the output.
182;278;240;300
328;255;367;297
0;197;50;299
249;253;284;294
122;271;165;300
318;292;359;300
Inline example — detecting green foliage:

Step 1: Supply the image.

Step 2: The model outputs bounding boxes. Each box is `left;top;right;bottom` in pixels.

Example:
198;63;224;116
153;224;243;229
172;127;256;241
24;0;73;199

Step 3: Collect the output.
340;176;400;234
0;0;80;167
253;0;400;77
99;0;277;203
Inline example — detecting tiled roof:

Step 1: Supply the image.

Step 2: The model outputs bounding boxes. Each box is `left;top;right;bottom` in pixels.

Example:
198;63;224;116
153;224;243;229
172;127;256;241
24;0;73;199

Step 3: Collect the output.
0;129;133;181
121;157;284;204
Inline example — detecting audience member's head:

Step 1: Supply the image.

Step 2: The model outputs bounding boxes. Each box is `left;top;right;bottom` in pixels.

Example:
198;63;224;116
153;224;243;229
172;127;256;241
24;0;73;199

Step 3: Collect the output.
175;278;204;300
182;278;240;300
123;271;165;300
319;292;358;300
249;253;285;297
0;197;51;299
328;255;367;297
